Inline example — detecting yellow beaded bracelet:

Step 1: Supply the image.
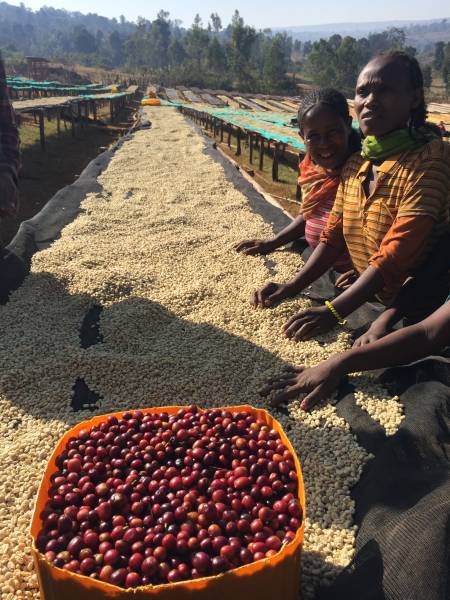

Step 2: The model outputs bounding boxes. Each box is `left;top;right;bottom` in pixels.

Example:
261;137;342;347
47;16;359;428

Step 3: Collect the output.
324;300;347;326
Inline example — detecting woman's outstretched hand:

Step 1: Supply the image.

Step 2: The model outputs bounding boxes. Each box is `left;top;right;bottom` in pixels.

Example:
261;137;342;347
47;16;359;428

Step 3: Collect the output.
235;239;275;256
260;361;344;411
251;282;292;308
353;321;391;347
335;269;358;290
283;306;336;341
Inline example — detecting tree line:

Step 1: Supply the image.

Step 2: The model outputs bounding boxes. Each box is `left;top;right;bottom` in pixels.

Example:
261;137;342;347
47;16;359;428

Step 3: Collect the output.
434;41;450;95
1;2;449;97
302;28;436;96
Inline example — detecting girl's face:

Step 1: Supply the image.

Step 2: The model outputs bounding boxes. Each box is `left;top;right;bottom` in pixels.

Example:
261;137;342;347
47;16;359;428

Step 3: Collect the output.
354;56;422;138
302;105;352;171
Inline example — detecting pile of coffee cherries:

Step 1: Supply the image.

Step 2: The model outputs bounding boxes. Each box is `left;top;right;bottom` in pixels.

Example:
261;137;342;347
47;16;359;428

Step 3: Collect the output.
36;407;302;588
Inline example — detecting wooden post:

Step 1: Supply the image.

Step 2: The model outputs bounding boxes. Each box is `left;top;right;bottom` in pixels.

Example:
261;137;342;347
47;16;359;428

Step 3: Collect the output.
249;133;253;164
259;137;264;171
272;143;280;181
236;128;241;156
220;122;224;142
93;102;97;122
71;106;76;137
56;108;61;135
110;100;114;123
227;125;232;148
38;110;46;151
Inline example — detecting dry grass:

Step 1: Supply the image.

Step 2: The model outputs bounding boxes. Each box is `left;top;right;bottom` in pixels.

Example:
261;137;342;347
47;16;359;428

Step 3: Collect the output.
0;104;135;245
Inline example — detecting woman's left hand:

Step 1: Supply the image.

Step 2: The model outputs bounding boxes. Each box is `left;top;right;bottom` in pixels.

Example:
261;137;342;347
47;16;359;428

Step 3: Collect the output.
260;361;344;410
283;306;336;341
335;269;358;290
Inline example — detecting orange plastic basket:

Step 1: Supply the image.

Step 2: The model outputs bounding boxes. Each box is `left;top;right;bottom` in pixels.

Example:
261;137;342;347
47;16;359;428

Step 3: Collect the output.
141;99;161;106
31;405;305;600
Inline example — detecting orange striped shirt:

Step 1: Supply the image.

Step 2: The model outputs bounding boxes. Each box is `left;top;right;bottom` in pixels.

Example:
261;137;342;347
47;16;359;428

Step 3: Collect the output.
321;138;450;303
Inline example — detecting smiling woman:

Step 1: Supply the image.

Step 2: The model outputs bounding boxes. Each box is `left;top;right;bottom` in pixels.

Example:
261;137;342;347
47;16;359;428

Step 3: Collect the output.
250;51;450;354
236;88;359;300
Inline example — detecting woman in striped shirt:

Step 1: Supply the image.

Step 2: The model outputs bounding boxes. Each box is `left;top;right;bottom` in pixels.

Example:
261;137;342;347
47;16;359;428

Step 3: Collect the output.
236;88;358;277
252;51;450;343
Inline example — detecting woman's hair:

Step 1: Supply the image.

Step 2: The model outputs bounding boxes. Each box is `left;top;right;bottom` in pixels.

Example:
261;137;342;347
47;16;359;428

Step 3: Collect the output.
371;51;440;135
297;88;361;152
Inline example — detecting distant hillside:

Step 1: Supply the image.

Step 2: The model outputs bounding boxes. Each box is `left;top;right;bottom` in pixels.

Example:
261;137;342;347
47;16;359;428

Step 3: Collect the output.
2;2;449;99
275;18;450;50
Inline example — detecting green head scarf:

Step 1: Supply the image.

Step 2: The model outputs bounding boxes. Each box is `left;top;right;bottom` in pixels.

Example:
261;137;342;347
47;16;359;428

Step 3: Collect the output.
361;127;439;162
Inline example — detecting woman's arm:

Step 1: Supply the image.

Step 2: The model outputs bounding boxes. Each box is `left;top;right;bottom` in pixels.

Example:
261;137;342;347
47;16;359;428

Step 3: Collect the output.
331;266;384;316
252;186;347;308
283;265;384;341
235;215;306;255
266;214;306;248
251;242;342;308
267;302;450;409
285;215;437;341
339;301;450;372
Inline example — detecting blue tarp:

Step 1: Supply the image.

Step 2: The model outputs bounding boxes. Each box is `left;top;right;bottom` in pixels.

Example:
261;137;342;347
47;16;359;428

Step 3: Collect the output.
158;100;306;150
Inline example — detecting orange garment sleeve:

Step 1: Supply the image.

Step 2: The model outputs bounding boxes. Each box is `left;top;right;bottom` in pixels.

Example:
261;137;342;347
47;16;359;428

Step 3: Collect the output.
319;182;346;251
369;215;435;288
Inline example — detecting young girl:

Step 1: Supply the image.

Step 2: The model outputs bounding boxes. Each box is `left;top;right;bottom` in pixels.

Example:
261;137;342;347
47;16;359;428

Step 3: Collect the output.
235;88;359;286
252;52;450;342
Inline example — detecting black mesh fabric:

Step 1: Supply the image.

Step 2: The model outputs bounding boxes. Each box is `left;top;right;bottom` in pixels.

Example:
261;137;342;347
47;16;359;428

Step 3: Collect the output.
301;248;450;600
320;375;450;600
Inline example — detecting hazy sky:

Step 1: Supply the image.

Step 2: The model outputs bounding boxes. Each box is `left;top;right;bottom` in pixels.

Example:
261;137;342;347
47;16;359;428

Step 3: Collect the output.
6;0;450;28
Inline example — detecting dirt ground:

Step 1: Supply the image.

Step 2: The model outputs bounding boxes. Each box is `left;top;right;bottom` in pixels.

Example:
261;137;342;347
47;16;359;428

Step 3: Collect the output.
1;102;139;245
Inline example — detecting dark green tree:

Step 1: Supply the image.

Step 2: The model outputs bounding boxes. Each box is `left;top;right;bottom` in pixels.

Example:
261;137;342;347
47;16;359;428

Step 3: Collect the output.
306;38;337;87
73;26;98;54
434;41;445;71
443;42;450;95
149;11;171;69
185;14;210;70
422;64;432;89
168;38;187;67
335;36;360;93
109;30;125;65
210;13;222;33
228;11;256;89
207;37;227;72
303;41;312;55
263;34;288;92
